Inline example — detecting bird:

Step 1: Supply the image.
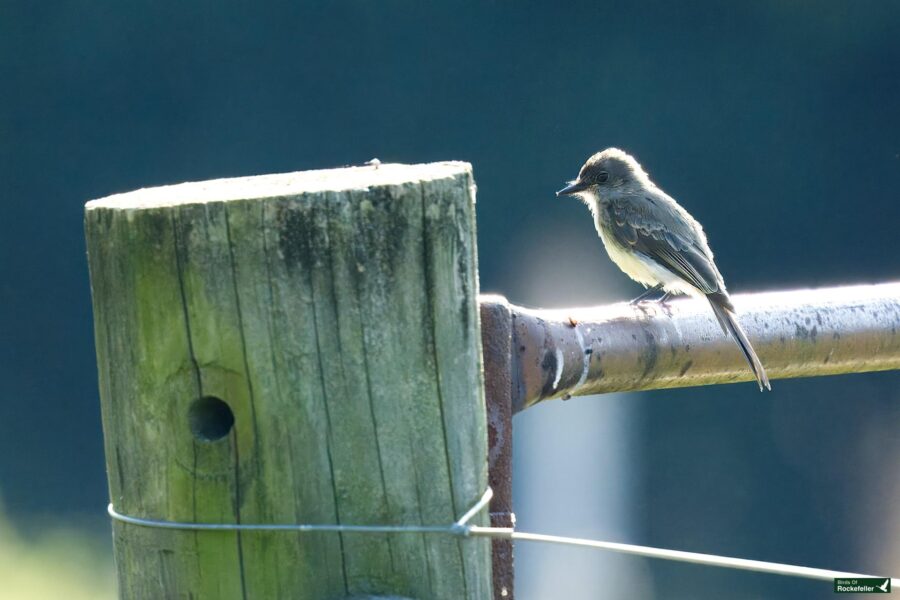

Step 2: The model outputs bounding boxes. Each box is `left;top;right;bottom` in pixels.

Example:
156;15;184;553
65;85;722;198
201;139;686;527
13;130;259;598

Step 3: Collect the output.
557;148;771;391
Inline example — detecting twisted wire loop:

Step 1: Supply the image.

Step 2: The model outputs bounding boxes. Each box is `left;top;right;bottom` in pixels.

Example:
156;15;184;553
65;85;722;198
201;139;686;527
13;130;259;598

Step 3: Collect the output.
108;487;897;586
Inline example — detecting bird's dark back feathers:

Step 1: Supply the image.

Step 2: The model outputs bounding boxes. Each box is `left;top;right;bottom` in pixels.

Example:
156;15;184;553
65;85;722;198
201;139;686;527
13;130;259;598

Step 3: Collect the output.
606;190;727;297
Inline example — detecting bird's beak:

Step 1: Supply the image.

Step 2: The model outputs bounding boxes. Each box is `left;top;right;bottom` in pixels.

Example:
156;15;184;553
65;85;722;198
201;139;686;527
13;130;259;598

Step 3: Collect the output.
556;180;588;197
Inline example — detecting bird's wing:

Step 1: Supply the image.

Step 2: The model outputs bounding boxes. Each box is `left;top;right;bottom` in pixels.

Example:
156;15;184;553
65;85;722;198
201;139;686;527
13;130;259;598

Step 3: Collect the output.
608;193;723;295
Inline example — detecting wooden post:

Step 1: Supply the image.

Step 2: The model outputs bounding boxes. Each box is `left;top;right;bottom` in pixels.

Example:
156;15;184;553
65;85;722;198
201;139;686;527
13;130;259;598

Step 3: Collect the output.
85;163;491;599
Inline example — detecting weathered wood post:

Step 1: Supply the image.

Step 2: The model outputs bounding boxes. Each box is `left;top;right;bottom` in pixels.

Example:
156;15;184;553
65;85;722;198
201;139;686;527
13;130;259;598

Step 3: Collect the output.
85;162;491;599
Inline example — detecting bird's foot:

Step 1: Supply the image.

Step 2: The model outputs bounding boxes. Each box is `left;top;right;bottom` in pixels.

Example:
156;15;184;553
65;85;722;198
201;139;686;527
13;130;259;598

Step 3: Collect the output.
656;292;678;317
629;283;663;305
655;292;673;305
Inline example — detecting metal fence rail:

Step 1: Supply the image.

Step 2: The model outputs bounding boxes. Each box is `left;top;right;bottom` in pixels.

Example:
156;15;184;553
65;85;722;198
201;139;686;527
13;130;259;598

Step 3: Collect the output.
480;282;900;412
480;282;900;598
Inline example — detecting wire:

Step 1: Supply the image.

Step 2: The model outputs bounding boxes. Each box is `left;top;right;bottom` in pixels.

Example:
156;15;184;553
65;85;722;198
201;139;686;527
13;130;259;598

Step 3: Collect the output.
108;487;897;587
107;487;493;535
469;528;897;586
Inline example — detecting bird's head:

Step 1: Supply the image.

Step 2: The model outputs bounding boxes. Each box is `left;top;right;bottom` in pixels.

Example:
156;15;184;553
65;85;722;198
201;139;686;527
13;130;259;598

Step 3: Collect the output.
557;148;650;200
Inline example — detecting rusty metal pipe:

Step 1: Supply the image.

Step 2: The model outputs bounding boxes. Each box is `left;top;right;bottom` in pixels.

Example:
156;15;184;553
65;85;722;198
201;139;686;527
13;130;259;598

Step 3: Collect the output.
482;282;900;413
479;282;900;598
480;299;515;600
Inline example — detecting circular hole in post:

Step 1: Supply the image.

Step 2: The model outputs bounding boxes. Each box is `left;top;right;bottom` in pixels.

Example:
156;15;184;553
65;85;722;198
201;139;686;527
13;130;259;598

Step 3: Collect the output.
189;396;235;442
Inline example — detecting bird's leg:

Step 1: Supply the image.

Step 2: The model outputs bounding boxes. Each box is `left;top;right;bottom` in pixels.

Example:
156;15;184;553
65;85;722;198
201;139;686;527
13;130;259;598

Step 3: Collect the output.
629;283;663;305
655;291;673;305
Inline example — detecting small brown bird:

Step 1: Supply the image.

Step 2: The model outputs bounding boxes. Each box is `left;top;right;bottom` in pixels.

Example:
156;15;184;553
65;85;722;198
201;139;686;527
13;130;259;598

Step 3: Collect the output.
558;148;770;391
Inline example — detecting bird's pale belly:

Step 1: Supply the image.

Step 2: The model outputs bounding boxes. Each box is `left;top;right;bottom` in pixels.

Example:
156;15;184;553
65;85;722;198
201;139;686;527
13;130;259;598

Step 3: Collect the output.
596;221;702;297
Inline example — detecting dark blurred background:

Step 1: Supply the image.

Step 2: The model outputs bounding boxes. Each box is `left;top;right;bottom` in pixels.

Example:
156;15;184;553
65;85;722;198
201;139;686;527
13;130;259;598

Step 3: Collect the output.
1;2;898;598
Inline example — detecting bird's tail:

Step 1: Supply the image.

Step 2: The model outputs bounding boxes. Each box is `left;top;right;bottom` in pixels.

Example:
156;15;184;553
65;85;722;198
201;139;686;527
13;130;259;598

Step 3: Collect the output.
708;295;771;391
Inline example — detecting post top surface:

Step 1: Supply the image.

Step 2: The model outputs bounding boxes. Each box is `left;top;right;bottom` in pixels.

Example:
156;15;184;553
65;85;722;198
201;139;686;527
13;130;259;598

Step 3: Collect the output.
86;161;471;210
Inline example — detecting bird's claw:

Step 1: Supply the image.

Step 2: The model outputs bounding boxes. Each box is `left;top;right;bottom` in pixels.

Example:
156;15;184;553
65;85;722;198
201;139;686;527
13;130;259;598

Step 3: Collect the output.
655;292;673;305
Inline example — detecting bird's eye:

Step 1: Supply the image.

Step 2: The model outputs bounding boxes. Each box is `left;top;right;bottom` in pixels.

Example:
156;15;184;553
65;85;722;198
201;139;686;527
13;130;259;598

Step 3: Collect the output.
597;171;609;183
